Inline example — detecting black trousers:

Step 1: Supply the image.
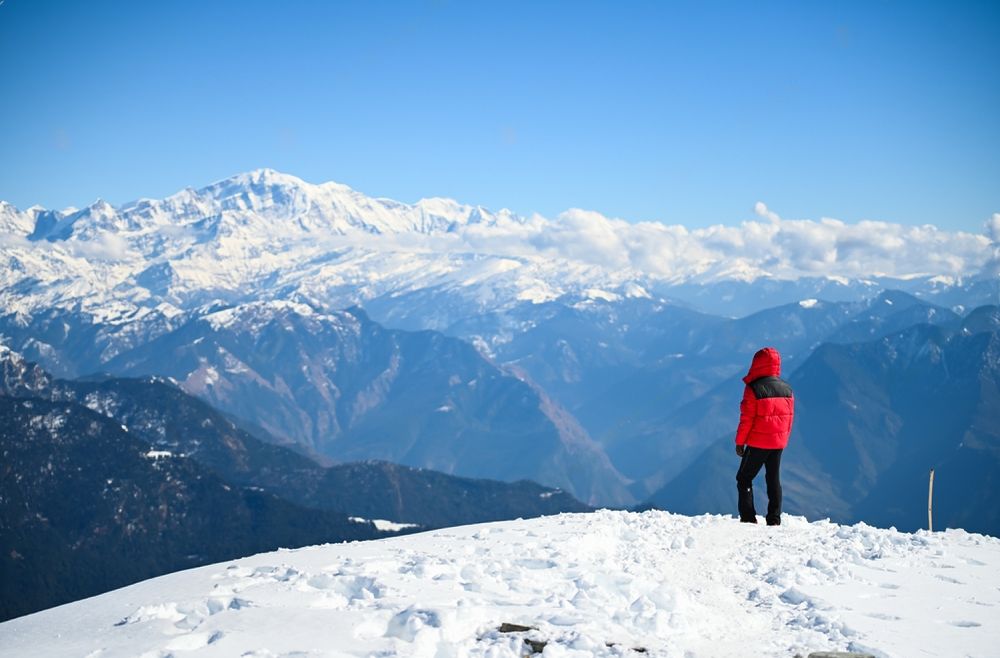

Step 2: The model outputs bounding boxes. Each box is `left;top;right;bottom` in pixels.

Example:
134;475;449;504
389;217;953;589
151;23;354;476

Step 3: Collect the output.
736;446;783;525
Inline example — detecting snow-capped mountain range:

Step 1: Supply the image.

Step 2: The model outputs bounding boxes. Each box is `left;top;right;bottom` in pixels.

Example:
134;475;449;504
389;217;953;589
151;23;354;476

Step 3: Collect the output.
1;168;997;327
3;169;1000;511
2;169;999;513
0;169;644;324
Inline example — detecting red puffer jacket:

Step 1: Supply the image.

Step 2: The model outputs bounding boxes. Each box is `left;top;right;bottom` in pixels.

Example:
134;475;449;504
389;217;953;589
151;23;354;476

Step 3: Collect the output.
735;347;795;449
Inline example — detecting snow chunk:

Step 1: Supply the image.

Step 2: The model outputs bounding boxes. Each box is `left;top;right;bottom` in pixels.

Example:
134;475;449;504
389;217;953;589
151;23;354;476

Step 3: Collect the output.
798;298;819;308
583;288;621;302
623;281;652;299
516;284;560;304
349;517;420;532
203;300;318;332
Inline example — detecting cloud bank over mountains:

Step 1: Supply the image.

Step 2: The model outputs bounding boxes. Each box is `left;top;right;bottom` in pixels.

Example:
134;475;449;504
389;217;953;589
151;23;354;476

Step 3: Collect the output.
0;169;996;316
500;201;991;283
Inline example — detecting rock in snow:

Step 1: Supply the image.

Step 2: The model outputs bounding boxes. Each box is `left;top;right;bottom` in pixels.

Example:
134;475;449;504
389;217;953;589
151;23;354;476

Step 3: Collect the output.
1;510;998;657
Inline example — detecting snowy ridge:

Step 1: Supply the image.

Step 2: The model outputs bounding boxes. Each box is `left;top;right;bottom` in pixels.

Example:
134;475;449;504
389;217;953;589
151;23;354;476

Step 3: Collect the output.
201;299;348;333
2;510;997;657
1;170;996;323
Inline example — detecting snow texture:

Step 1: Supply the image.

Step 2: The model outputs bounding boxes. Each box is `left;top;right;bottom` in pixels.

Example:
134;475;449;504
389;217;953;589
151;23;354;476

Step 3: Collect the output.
1;510;998;657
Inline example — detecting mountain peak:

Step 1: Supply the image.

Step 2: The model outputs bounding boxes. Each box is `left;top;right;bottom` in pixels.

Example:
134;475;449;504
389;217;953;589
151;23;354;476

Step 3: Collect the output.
235;167;306;187
200;299;349;334
243;167;305;186
85;199;116;216
0;343;52;397
187;169;369;214
873;289;923;308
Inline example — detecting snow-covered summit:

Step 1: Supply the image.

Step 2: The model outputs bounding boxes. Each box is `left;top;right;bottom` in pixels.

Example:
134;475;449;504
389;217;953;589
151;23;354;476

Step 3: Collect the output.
200;299;360;338
2;510;997;657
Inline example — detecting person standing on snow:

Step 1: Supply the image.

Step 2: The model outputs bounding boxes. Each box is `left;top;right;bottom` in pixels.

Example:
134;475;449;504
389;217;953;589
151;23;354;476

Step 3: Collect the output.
734;347;794;525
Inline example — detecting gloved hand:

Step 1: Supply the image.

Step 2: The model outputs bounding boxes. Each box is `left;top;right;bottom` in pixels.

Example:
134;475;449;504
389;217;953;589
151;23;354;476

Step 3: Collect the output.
735;444;746;457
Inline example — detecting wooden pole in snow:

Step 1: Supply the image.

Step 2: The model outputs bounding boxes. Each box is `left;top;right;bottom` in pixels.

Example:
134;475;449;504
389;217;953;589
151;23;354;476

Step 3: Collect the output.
928;469;935;532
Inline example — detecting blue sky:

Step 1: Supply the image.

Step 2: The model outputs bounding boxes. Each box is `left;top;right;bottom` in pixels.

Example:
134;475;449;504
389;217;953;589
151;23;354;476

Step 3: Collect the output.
0;0;997;231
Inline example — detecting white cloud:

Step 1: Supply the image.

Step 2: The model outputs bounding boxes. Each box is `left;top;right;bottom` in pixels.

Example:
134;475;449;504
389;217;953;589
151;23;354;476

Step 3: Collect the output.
515;208;988;281
530;209;631;269
753;201;781;223
987;213;1000;243
421;204;995;282
64;233;131;262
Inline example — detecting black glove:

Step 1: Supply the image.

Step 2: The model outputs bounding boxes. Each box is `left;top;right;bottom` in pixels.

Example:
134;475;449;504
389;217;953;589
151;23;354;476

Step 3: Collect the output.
735;444;746;457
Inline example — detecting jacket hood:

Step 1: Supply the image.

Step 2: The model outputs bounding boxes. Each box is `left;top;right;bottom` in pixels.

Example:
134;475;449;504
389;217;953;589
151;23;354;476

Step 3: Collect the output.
743;347;781;384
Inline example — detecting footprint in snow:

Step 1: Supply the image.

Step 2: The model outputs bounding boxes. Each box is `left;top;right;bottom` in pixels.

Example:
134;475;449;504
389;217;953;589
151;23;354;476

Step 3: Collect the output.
779;587;812;606
865;612;901;621
514;558;558;570
967;599;994;607
949;620;982;628
934;574;964;585
164;630;224;651
115;597;251;632
669;536;694;550
306;572;384;599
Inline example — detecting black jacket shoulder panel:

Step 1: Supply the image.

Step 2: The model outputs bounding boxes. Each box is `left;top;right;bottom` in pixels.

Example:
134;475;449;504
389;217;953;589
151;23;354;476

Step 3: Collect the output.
749;376;793;399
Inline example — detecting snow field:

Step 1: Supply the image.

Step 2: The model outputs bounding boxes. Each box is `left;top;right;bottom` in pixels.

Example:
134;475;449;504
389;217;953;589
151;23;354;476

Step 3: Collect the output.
1;510;998;657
